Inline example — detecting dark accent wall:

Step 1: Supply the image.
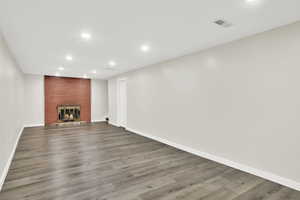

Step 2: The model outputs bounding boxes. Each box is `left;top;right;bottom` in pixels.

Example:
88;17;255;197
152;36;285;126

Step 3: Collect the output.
44;76;91;125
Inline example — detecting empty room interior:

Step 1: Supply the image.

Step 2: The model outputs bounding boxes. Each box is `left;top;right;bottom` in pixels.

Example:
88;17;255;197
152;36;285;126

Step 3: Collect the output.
1;0;300;199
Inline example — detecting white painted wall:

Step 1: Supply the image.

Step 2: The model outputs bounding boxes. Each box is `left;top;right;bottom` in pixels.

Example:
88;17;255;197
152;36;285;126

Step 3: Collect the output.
24;74;44;126
0;34;24;189
22;77;108;125
108;22;300;188
108;78;118;125
91;79;108;122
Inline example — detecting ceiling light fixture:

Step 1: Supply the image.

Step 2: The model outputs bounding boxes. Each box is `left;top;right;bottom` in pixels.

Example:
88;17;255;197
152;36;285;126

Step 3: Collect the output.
246;0;260;5
65;55;73;61
108;60;116;67
91;70;97;74
58;67;64;71
140;44;150;52
81;32;91;40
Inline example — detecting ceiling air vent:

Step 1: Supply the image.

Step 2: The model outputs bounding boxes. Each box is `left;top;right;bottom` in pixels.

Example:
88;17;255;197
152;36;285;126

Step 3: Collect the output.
214;19;232;28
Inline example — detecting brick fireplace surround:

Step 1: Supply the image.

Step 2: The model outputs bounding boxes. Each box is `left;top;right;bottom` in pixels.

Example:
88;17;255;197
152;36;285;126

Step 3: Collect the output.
44;76;91;125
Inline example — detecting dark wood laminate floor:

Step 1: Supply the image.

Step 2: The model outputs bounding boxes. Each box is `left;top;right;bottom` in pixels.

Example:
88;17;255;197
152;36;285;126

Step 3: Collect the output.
0;122;299;200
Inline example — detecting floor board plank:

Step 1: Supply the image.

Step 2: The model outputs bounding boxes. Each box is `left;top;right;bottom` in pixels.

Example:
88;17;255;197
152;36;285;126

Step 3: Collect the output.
0;122;299;200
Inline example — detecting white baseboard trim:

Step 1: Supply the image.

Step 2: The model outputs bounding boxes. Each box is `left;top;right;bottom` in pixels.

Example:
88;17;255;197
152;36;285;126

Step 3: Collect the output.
24;123;44;128
126;127;300;191
92;119;106;123
0;126;24;191
108;121;120;127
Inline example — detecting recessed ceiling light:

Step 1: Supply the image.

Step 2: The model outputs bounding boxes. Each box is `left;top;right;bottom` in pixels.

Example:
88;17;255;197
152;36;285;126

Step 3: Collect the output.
91;70;97;74
65;55;73;61
81;32;91;40
108;60;116;67
140;44;150;52
58;67;64;71
246;0;260;5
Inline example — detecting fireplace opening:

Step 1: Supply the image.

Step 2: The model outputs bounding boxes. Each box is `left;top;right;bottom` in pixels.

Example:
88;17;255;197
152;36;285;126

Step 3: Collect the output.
57;105;80;122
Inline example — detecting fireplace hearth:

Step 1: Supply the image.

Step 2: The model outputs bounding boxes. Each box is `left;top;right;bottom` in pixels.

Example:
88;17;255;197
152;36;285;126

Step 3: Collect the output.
57;105;80;122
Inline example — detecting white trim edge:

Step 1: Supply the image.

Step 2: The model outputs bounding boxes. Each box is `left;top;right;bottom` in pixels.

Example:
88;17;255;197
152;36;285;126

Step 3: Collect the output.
24;123;44;128
0;126;24;191
109;121;120;127
92;119;106;123
126;127;300;191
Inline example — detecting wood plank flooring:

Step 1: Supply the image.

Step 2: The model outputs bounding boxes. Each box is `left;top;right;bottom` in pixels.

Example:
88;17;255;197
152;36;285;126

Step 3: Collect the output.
0;122;299;200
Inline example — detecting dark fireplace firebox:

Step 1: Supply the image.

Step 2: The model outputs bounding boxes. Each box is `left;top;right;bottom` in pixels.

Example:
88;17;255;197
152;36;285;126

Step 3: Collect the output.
57;105;80;122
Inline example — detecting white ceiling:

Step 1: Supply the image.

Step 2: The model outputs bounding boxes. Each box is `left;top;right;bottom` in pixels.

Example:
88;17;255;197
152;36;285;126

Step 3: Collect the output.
0;0;299;79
